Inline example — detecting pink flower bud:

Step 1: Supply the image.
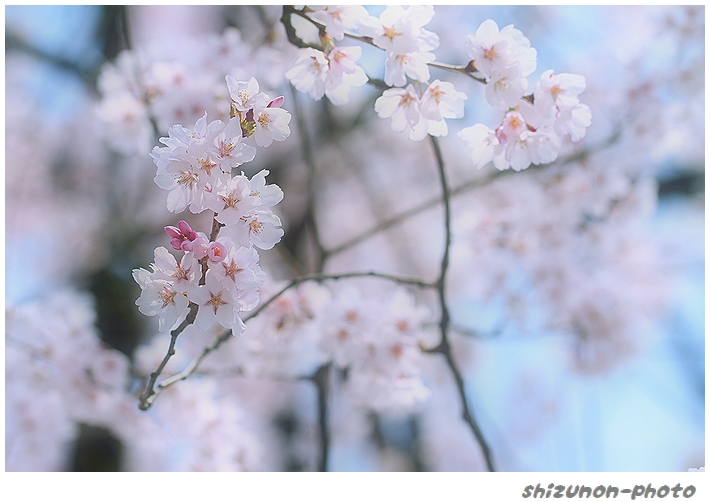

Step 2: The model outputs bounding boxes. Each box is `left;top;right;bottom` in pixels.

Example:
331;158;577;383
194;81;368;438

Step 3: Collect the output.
207;241;228;263
165;226;185;251
177;220;197;241
165;220;198;250
164;226;182;239
267;96;285;108
184;234;209;260
501;111;526;140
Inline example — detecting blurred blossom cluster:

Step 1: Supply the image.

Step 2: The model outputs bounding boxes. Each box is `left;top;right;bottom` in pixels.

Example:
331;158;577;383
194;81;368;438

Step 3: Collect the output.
5;5;704;474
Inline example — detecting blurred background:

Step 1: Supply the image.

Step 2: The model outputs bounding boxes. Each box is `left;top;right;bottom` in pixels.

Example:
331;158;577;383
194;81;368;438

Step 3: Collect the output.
5;5;704;472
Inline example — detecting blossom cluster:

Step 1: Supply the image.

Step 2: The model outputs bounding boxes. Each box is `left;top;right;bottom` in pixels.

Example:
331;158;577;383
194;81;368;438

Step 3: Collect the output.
448;162;665;374
458;20;592;172
96;27;293;155
133;76;289;336
6;292;131;471
285;6;591;171
6;291;270;471
202;281;432;414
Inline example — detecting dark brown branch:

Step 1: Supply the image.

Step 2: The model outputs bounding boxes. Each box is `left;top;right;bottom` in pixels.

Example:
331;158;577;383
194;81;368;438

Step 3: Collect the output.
139;271;435;407
137;302;199;410
282;5;485;85
288;84;328;271
310;363;331;471
280;5;324;50
324;130;623;258
427;136;496;472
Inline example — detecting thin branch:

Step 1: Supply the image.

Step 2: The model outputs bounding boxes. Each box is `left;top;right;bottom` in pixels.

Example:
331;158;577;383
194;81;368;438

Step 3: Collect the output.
280;6;324;50
282;5;485;85
324;130;623;258
6;33;100;92
451;323;505;340
209;215;225;242
437;345;495;471
428;61;487;84
427;136;496;472
139;271;435;408
288;84;328;271
311;363;331;471
137;302;198;410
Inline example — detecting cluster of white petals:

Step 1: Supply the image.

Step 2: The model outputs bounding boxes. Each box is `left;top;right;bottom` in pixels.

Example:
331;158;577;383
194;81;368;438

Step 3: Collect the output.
133;76;287;336
359;5;440;87
286;5;467;141
375;79;467;141
464;19;537;110
96;28;293;155
6;291;270;472
224;281;432;414
288;7;591;159
286;45;368;105
458;20;591;171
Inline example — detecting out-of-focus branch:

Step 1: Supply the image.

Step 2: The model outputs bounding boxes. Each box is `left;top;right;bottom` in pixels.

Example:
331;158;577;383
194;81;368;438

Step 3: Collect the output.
324;129;623;259
311;363;331;471
451;323;505;340
5;32;100;93
281;5;487;85
426;136;496;472
138;302;198;410
141;271;435;408
286;78;334;471
280;6;324;50
288;85;328;272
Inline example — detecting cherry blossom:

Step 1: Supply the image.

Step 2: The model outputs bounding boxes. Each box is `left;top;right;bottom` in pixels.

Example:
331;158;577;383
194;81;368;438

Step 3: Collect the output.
374;84;425;141
308;5;370;41
464;19;536;79
360;5;439;56
286;46;368;106
132;267;190;332
384;50;435;87
207;237;266;292
285;48;329;101
205;174;260;226
188;270;246;332
225;75;269;112
251;103;292;148
458;123;501;169
224;210;285;250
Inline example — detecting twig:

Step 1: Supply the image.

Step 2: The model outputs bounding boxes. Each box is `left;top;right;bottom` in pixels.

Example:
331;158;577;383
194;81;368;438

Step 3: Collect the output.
324;130;623;258
311;363;331;471
288;84;327;271
139;272;434;408
137;302;198;410
427;136;496;472
280;6;324;50
282;5;486;85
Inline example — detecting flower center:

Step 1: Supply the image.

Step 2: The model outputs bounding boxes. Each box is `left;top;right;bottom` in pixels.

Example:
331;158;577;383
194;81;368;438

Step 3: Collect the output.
222;262;243;282
173;264;190;281
237;90;250;107
159;287;177;309
484;47;498;60
206;291;228;315
219;140;235;158
219;192;241;210
249;219;264;234
177;171;198;186
198;158;217;176
383;26;400;41
257;112;271;128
